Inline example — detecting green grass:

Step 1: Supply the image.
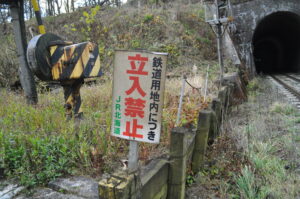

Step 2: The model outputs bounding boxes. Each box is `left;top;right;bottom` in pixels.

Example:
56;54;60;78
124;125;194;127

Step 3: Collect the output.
270;102;297;116
235;166;269;199
232;113;298;198
230;79;300;198
193;78;300;198
0;2;230;189
0;83;120;187
0;75;209;187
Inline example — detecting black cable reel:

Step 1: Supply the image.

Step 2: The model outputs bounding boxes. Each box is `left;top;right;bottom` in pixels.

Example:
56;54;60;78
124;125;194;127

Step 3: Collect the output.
27;33;63;81
27;33;102;119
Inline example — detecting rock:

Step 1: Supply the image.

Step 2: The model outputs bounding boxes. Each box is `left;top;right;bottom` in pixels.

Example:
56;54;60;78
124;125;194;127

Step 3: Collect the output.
14;188;85;199
0;182;24;199
48;176;99;199
223;72;247;105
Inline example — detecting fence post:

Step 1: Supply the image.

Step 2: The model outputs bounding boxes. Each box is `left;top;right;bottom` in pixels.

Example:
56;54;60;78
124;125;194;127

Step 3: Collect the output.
168;127;189;199
208;98;221;142
192;110;211;173
218;86;228;109
99;171;139;199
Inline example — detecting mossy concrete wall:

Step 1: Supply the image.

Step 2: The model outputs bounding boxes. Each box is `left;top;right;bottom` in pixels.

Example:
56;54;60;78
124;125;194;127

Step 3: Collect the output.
140;159;169;199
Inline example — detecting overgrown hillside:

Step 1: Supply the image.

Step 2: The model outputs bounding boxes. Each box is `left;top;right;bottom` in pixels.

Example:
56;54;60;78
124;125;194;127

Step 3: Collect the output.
0;3;221;188
0;3;217;87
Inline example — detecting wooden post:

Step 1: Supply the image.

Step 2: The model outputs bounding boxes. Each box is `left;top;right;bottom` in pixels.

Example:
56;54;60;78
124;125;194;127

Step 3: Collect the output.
210;98;221;137
192;110;211;173
168;127;189;199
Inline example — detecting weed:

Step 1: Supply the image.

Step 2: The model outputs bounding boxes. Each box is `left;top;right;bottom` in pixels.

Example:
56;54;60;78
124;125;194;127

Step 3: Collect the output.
0;34;18;87
0;75;209;187
186;173;196;186
143;14;154;23
80;5;101;40
246;77;265;97
270;102;297;115
235;166;269;199
131;39;141;49
0;3;217;189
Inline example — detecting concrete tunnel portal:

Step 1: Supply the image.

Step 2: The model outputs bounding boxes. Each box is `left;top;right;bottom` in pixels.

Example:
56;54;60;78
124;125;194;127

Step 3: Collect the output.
253;11;300;74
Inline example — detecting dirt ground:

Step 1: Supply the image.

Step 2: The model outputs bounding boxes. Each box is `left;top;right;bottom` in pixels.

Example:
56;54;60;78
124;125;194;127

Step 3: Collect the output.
186;77;300;199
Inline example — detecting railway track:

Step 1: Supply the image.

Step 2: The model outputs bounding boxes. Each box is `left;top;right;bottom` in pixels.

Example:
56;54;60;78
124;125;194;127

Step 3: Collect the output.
269;74;300;109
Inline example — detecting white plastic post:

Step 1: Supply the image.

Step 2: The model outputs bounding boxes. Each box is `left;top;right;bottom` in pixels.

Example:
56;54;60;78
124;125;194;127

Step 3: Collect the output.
176;75;186;127
204;65;209;102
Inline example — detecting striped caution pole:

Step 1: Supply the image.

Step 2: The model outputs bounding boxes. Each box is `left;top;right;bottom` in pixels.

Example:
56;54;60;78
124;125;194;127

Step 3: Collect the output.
31;0;46;34
62;79;84;121
72;79;84;119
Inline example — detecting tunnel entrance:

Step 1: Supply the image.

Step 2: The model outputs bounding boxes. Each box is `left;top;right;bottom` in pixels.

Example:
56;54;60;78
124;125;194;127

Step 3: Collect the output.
253;12;300;74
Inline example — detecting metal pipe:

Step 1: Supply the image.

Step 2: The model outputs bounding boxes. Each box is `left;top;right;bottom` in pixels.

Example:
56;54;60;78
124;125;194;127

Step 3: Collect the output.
217;24;224;85
128;141;139;172
215;0;224;86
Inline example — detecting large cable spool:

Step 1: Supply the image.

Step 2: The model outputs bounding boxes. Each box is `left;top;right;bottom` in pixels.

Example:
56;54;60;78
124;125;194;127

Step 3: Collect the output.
27;33;63;81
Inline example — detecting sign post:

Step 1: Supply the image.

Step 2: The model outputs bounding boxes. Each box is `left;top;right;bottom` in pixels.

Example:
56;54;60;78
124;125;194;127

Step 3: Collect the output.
111;50;168;171
128;141;139;172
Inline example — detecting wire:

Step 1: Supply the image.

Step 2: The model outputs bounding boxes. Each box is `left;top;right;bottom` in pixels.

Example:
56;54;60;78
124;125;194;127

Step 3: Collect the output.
185;78;202;92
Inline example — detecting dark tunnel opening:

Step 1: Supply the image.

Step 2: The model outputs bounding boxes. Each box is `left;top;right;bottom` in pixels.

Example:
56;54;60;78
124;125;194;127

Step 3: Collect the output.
253;12;300;74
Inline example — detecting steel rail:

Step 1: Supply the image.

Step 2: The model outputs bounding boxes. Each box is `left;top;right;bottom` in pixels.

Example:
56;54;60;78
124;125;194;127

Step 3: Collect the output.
270;75;300;100
284;74;300;83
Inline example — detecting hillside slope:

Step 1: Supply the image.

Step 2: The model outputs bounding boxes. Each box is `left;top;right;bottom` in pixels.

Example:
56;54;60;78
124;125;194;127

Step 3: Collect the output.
0;3;216;86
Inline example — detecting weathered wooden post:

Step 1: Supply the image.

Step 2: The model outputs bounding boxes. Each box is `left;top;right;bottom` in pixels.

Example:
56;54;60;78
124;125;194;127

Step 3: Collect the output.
168;127;189;199
208;98;221;142
192;110;211;173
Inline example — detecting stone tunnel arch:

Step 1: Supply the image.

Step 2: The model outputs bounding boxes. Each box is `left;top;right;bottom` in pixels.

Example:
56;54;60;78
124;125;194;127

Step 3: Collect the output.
252;11;300;74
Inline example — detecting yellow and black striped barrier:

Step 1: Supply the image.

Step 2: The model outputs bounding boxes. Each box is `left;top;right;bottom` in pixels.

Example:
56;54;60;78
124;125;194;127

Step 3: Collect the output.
50;42;102;81
49;41;101;119
27;33;103;120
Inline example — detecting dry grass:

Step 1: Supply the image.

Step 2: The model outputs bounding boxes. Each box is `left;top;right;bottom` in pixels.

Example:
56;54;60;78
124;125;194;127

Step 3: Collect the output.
187;77;300;199
0;3;217;87
0;71;213;187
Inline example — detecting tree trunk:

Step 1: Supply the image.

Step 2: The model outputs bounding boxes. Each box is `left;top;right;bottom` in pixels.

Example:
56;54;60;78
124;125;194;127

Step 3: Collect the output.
65;0;70;13
71;0;75;12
